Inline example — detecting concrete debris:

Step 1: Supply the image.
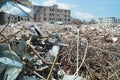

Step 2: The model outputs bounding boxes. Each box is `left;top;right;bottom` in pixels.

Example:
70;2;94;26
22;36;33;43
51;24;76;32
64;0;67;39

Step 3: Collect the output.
0;21;120;80
57;69;86;80
63;75;86;80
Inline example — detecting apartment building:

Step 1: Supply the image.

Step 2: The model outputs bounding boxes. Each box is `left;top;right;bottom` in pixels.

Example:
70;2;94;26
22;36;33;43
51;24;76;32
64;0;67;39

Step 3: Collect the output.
32;4;71;24
98;17;120;25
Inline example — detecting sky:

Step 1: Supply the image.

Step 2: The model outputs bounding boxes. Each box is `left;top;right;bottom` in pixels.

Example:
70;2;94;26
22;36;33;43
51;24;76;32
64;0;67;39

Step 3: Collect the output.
29;0;120;20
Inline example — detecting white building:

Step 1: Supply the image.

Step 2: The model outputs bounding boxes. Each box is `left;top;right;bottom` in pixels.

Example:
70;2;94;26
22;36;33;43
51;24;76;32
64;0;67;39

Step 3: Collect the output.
116;18;120;24
98;17;116;25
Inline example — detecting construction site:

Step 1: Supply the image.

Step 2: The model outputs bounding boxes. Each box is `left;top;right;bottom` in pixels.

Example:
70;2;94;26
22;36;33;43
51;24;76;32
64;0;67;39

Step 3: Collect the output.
0;0;120;80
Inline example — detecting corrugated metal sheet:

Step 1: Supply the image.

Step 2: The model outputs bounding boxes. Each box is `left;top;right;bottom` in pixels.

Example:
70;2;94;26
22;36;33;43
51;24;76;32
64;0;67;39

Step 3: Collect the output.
0;0;31;16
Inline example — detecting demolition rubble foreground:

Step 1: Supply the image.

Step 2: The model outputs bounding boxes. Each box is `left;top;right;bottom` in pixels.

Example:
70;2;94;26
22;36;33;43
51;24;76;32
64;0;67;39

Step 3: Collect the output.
0;21;120;80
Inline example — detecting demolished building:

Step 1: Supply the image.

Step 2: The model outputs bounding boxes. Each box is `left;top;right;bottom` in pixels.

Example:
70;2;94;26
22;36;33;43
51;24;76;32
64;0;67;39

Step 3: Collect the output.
0;0;32;25
0;0;120;80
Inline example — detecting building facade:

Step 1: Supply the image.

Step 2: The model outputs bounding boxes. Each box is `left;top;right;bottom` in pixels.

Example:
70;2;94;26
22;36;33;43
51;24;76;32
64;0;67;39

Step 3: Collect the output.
32;4;71;24
98;17;120;25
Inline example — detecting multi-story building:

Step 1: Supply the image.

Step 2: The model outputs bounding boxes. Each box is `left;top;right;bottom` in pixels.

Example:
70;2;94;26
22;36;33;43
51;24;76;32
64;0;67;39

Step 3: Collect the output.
32;4;71;24
98;17;120;25
116;18;120;24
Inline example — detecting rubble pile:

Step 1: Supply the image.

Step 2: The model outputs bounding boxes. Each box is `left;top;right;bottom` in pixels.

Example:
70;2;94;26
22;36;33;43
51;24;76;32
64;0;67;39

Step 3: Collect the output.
0;22;120;80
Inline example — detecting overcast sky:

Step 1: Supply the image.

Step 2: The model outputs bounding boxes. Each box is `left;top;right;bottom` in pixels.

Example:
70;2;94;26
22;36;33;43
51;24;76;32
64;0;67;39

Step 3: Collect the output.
29;0;120;20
